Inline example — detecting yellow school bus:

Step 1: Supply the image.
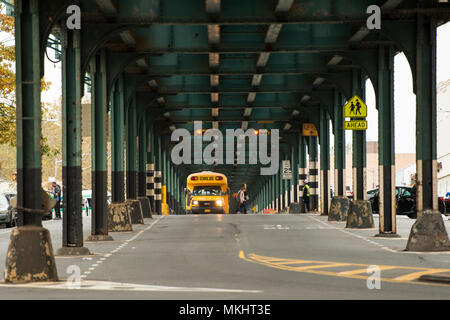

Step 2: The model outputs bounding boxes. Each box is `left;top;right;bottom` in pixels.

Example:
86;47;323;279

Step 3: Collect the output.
186;171;230;214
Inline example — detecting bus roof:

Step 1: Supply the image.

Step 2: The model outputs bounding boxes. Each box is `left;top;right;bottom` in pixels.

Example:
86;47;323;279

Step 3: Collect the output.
187;171;227;183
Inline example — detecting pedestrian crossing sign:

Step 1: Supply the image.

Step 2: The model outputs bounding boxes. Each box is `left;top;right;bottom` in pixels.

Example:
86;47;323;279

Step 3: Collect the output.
344;95;367;118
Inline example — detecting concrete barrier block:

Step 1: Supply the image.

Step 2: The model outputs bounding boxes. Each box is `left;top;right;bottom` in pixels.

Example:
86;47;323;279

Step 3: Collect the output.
4;226;58;283
108;202;133;232
406;210;450;251
346;200;374;229
137;197;152;218
328;196;350;222
126;199;144;224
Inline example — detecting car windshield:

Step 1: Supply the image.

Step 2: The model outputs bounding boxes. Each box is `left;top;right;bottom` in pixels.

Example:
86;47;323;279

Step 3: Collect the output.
192;186;221;196
0;194;9;210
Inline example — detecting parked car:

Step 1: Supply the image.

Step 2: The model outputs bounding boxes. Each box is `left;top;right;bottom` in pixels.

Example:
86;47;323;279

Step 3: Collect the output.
346;186;353;199
0;193;15;227
368;185;446;218
441;193;450;214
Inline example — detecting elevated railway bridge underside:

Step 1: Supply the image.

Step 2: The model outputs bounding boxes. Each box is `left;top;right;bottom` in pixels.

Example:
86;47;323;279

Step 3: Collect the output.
5;0;450;283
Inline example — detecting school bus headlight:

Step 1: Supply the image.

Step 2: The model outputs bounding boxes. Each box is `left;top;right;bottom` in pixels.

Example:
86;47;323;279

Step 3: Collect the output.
216;200;223;206
192;200;199;206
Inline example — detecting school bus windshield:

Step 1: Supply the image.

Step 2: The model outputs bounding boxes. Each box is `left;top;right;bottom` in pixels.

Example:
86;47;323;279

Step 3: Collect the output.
192;186;221;196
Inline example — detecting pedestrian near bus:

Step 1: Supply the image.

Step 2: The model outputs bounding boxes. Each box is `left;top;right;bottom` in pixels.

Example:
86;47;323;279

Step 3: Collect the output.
236;183;248;214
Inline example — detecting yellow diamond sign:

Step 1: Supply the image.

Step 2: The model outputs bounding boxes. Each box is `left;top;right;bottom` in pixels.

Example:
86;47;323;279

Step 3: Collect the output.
344;95;367;118
344;120;367;130
302;123;318;136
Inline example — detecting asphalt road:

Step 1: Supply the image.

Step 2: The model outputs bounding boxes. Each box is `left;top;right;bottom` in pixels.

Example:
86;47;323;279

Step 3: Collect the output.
0;213;450;299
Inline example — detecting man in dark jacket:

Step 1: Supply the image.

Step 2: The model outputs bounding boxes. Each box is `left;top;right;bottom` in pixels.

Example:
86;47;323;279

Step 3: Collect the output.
52;179;62;219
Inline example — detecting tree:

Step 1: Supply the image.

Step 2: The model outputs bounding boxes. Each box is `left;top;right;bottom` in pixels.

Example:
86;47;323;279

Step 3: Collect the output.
0;4;57;156
0;4;15;146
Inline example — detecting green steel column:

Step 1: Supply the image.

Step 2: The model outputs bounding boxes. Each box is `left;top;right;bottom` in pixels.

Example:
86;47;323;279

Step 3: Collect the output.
89;50;112;240
320;106;330;215
111;75;125;203
155;132;162;214
280;156;284;210
298;134;307;203
291;141;298;205
333;89;346;196
167;149;171;211
146;118;155;211
126;97;137;199
284;154;290;208
60;28;88;253
14;0;42;227
352;69;367;200
162;149;167;209
264;180;267;209
271;173;276;210
377;45;398;236
415;15;438;214
4;0;59;283
277;163;281;211
137;115;147;198
308;136;319;211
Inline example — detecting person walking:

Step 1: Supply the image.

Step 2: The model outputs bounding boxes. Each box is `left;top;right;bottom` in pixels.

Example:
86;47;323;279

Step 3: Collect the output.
51;178;62;219
236;183;248;214
302;180;310;212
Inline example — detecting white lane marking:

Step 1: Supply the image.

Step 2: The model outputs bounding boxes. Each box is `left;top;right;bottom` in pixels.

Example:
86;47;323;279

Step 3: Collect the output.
0;280;263;293
308;216;397;253
82;217;164;278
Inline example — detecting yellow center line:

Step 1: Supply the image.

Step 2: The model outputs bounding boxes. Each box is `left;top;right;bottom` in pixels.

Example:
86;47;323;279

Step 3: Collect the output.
292;263;352;271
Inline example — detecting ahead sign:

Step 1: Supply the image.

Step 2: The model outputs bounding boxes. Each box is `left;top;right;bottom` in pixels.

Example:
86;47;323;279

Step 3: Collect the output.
344;120;367;130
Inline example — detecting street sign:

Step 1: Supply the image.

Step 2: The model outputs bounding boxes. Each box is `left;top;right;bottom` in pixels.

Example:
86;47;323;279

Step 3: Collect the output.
344;95;367;118
344;120;368;130
302;123;318;136
282;160;292;179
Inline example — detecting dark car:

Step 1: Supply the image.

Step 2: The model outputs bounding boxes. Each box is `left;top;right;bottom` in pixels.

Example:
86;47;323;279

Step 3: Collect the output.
368;186;446;218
